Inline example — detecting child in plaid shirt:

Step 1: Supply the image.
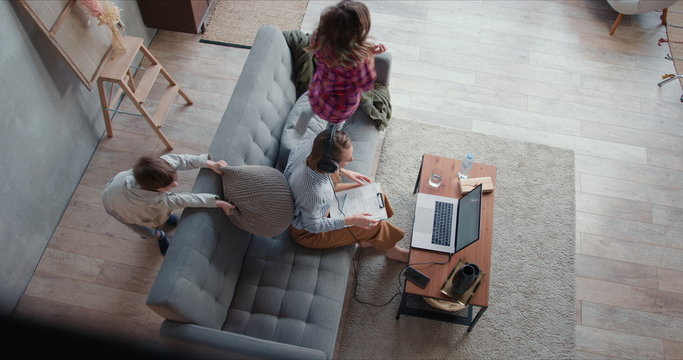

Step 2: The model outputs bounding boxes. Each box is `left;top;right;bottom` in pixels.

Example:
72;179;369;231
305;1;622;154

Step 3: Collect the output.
307;0;385;127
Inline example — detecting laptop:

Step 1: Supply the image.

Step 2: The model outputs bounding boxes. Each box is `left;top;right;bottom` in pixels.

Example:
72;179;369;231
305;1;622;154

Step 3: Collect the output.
410;183;483;254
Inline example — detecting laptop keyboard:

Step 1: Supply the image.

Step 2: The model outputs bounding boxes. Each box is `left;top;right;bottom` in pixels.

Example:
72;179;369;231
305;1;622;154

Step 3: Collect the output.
431;201;454;246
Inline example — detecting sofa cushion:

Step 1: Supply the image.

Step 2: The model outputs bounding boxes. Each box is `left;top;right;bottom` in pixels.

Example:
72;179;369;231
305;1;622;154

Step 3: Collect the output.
278;91;327;170
338;110;384;179
221;165;294;237
146;207;252;329
223;233;354;360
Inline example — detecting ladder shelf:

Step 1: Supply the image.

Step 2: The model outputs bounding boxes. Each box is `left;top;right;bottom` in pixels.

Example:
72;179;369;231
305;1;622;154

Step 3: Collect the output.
96;36;192;150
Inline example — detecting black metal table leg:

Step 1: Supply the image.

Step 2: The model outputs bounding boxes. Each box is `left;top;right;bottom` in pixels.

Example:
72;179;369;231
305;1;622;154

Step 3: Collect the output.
413;157;424;194
396;290;408;320
467;305;487;332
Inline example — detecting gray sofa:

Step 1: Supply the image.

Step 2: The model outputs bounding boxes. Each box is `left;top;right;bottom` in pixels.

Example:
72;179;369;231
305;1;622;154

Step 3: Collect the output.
146;25;391;359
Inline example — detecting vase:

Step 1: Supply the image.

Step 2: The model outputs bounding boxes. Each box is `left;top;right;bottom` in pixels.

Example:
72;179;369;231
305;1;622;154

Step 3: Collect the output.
107;23;126;53
451;263;480;295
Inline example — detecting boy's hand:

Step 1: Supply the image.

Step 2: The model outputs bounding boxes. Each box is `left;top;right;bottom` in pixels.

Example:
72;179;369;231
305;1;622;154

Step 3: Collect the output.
207;160;228;174
216;200;236;216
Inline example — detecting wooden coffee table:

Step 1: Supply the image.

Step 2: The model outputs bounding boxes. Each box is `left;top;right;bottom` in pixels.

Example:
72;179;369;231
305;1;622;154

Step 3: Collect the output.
395;154;496;331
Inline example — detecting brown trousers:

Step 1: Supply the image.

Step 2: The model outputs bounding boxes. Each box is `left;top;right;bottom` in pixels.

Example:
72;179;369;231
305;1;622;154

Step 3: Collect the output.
288;193;405;251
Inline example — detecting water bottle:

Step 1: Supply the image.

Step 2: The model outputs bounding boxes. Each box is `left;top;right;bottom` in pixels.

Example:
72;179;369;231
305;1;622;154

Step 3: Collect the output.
458;153;474;179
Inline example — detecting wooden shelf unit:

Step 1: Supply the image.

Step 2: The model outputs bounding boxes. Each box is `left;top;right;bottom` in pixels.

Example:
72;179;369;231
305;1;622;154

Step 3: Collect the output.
137;0;217;34
97;36;192;150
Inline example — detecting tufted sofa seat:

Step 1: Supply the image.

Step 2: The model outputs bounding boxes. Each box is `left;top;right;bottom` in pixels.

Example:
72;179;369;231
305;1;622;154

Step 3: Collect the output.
145;25;391;359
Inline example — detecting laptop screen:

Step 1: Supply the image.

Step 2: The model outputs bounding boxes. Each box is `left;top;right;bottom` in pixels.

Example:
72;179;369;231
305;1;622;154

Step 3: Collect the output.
455;183;483;252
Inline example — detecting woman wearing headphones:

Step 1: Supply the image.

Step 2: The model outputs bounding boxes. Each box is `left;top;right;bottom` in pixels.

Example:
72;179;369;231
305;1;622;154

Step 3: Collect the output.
283;127;409;262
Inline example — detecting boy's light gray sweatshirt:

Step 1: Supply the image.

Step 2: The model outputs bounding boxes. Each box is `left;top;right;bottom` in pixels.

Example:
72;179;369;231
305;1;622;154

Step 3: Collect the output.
102;153;218;228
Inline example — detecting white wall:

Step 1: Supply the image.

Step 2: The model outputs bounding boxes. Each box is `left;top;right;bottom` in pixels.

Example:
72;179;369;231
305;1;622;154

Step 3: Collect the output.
0;1;155;314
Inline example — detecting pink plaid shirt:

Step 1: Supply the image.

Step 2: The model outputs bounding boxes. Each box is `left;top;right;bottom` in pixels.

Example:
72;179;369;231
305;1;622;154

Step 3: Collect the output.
308;49;377;123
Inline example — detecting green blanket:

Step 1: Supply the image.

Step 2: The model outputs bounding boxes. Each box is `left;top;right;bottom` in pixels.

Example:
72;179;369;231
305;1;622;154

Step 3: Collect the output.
282;30;392;130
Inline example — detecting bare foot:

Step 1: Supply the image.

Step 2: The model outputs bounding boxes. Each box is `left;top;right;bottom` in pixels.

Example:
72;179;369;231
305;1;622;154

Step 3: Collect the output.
385;245;409;262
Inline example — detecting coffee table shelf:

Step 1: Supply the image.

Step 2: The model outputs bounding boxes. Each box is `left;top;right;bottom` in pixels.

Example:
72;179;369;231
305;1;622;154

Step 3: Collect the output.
396;154;496;331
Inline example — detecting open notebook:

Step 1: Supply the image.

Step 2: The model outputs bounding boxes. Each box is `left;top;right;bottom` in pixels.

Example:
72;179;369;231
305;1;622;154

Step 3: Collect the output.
329;182;387;224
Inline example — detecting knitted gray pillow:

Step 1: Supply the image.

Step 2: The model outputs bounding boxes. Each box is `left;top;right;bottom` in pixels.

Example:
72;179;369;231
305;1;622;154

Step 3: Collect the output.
220;165;294;237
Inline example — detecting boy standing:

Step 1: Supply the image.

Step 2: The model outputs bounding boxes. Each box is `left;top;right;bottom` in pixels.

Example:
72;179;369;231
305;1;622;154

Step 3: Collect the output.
102;153;235;255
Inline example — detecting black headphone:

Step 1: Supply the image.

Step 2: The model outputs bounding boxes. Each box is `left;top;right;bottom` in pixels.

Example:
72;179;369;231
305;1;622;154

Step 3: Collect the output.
317;125;339;173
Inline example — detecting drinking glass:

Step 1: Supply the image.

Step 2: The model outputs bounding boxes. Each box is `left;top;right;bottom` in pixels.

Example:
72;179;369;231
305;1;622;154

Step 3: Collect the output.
428;170;443;188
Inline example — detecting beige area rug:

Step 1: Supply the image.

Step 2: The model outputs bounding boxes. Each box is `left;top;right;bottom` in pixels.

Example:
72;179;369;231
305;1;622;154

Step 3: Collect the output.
336;119;576;359
201;0;308;48
665;1;683;89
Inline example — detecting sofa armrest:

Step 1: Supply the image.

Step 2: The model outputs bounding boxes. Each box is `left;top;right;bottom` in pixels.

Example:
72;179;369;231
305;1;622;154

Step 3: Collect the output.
374;52;392;86
160;320;327;360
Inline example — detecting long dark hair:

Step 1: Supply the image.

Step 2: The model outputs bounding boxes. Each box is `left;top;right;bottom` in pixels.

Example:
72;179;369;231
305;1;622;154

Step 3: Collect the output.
307;129;352;173
308;0;375;67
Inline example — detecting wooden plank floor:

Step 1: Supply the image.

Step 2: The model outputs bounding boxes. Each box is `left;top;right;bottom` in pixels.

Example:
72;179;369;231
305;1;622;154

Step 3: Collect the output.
14;1;683;358
12;29;250;346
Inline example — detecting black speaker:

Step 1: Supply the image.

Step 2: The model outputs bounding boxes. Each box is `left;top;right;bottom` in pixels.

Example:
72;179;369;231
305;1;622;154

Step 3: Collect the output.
317;125;339;173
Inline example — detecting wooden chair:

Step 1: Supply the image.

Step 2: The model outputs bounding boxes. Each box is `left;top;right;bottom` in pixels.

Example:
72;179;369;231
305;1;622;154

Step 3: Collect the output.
606;0;678;35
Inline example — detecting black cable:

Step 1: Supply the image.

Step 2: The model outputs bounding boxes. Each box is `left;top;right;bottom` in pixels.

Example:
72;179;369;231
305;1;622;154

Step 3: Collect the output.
394;256;453;296
330;177;454;307
330;176;400;307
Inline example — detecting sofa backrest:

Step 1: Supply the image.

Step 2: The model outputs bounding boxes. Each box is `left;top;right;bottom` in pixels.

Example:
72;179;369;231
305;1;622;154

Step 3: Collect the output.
212;25;296;165
146;25;296;329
